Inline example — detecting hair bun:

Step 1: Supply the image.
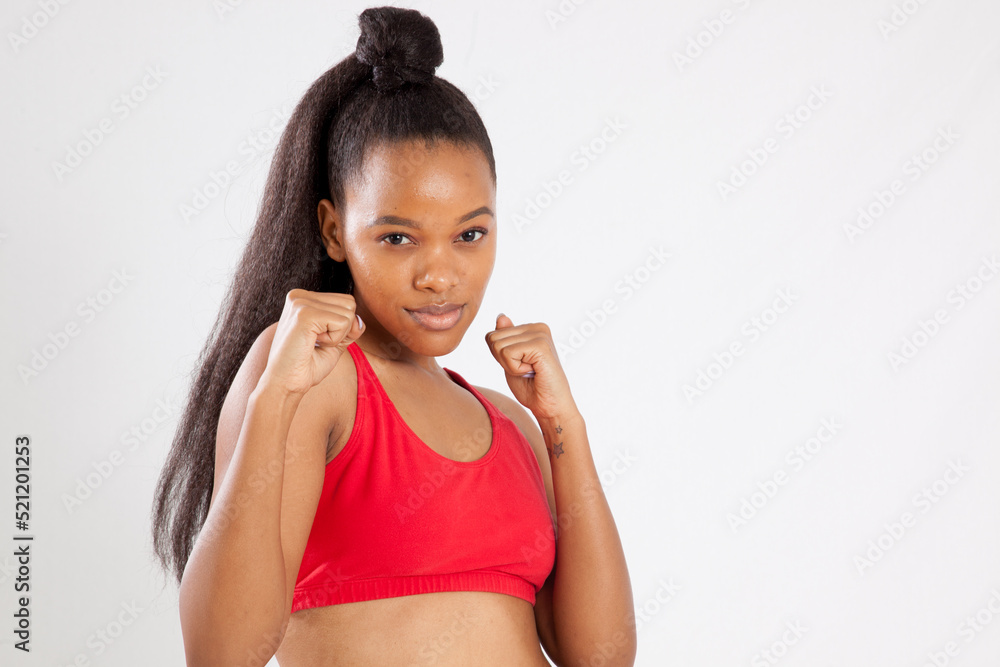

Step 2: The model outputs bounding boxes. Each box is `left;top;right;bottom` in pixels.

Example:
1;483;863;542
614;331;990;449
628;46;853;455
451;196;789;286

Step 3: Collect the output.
355;7;443;93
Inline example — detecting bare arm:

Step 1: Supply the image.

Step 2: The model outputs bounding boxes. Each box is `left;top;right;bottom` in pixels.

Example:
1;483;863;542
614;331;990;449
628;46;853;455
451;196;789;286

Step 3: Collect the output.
480;388;636;667
537;411;636;667
177;324;332;665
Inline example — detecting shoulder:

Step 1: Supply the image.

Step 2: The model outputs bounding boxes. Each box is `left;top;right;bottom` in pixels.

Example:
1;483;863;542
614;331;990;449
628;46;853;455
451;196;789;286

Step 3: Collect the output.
474;385;545;462
474;385;530;428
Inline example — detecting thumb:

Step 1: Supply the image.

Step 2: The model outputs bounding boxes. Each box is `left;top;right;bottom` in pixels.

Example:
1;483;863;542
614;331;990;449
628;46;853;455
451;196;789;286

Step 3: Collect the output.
495;312;515;330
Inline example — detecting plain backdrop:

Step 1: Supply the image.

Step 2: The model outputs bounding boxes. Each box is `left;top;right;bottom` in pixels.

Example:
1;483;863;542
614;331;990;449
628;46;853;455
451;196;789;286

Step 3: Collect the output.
2;0;999;665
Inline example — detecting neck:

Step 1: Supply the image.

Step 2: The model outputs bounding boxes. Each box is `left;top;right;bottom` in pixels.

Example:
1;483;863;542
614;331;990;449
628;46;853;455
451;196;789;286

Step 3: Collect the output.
354;334;445;375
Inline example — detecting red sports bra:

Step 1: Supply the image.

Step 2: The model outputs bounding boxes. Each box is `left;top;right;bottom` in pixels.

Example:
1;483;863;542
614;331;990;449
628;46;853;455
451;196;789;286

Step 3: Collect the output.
292;341;556;613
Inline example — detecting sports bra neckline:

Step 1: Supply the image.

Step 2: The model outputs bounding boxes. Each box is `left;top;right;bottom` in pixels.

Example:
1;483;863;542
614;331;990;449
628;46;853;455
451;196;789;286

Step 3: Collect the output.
347;341;500;467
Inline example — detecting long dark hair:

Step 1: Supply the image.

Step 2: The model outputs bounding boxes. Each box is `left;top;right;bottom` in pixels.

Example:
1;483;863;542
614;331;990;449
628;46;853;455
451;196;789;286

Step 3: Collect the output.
151;6;497;586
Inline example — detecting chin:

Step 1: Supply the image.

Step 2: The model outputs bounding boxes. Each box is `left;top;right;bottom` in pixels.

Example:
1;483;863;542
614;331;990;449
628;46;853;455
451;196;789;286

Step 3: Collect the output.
407;331;465;358
376;323;464;361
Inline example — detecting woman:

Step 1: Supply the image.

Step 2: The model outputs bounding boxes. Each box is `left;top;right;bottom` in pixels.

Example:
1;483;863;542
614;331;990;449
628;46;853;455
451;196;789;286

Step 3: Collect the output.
151;6;635;666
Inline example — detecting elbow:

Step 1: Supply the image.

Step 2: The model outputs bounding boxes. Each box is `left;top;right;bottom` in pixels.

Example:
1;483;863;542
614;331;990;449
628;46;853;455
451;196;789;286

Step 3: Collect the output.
618;634;638;667
178;571;216;665
178;567;288;666
605;624;637;667
558;629;636;667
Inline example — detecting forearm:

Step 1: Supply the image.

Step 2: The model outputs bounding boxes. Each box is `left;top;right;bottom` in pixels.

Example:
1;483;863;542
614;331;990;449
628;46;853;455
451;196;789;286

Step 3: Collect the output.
179;384;301;663
538;411;636;667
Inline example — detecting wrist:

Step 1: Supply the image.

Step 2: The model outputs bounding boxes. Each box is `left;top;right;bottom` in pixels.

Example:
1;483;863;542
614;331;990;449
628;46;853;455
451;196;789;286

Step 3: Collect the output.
533;408;585;431
250;376;307;407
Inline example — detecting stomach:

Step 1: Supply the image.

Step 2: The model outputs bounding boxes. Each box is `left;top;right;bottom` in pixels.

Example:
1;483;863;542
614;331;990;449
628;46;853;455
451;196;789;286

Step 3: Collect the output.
275;590;552;666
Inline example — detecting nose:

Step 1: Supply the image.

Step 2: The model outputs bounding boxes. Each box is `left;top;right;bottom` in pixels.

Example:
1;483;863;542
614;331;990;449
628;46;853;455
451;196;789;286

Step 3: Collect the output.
413;248;459;293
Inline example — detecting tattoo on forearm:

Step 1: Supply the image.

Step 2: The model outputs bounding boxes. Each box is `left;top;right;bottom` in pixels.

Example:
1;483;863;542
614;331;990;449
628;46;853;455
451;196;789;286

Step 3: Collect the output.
547;425;565;458
545;424;563;458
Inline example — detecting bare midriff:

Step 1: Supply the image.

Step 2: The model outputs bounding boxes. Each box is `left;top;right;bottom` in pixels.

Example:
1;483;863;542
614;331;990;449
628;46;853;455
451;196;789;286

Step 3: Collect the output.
275;590;551;666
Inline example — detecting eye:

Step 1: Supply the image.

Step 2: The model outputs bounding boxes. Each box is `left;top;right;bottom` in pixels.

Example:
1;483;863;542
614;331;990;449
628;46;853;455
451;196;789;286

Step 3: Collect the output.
378;228;488;247
460;228;488;243
380;232;413;246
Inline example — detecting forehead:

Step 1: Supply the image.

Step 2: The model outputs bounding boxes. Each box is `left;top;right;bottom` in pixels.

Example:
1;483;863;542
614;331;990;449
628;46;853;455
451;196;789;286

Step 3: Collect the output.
349;139;494;208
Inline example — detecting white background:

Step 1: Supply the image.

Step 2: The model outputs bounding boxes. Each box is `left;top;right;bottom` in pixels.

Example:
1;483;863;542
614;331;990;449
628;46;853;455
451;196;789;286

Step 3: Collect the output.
2;0;999;665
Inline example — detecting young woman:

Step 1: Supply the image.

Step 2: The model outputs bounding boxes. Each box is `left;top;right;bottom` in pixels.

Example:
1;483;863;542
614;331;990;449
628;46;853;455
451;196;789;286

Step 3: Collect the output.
151;7;635;666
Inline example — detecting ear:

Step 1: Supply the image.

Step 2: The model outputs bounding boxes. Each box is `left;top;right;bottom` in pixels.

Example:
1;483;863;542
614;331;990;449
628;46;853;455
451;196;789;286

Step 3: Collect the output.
317;198;347;262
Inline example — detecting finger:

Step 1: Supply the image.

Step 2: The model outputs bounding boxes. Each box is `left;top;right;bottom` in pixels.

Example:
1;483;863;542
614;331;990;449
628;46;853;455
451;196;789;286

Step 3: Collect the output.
486;319;535;346
304;304;363;346
486;325;536;358
288;288;356;305
493;338;542;376
344;313;366;344
496;313;515;330
291;294;357;317
315;312;365;347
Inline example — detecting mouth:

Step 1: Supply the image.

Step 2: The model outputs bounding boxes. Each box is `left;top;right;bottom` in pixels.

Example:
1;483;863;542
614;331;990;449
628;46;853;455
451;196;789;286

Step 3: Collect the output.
406;304;464;331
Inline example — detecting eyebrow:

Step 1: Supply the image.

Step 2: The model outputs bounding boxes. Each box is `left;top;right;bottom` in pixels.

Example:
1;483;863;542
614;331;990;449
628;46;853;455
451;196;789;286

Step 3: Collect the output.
365;206;494;229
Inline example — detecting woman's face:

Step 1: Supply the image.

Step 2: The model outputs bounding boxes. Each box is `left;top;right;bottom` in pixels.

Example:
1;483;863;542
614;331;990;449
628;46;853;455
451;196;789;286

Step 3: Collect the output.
318;139;497;364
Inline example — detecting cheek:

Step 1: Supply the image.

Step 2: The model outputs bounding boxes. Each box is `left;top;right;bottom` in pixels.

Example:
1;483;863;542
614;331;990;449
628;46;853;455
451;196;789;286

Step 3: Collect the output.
351;250;404;288
472;246;496;279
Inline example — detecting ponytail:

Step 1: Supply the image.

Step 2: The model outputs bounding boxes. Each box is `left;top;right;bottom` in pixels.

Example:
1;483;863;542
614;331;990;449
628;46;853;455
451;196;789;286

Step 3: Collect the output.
151;5;495;585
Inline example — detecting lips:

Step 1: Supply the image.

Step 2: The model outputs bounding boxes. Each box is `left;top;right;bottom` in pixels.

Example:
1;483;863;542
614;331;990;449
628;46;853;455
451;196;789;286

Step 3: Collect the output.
412;303;462;315
406;303;463;331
